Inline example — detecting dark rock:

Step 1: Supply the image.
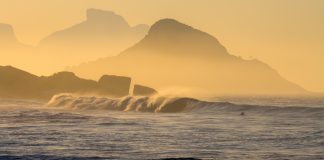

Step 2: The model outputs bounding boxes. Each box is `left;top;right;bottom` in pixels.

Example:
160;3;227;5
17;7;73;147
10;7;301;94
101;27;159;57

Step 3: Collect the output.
98;75;131;97
133;84;157;96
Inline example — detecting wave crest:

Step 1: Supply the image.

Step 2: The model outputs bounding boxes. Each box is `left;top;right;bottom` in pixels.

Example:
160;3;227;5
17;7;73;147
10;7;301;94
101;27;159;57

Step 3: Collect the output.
46;94;206;113
46;94;324;115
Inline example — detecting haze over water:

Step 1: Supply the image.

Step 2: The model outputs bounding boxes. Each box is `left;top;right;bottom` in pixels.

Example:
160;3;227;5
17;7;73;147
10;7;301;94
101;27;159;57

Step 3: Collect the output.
1;1;324;160
1;0;324;92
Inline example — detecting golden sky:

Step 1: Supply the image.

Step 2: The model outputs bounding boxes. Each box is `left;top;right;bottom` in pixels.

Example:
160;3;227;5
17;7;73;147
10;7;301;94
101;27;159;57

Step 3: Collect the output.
0;0;323;92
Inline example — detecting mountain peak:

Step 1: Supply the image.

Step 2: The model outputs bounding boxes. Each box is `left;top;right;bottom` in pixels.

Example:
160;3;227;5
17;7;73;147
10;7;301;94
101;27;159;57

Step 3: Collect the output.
148;18;193;35
129;18;228;58
86;8;129;27
0;23;13;32
87;8;116;20
0;65;39;80
0;23;17;43
0;65;16;71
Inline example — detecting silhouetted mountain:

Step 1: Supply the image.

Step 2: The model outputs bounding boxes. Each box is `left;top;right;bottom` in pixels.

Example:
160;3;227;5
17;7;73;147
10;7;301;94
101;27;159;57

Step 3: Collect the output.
0;23;34;73
0;66;42;99
71;19;306;95
122;19;228;58
1;10;148;75
0;66;156;100
0;23;16;44
38;8;149;64
0;23;27;49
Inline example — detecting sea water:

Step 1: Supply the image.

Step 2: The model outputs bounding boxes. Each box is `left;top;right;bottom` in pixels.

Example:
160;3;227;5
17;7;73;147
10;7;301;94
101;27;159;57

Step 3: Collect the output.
0;95;323;160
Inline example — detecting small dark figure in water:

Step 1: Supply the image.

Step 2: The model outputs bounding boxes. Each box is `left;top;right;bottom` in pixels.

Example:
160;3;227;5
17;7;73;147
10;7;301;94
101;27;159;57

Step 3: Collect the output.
240;112;245;116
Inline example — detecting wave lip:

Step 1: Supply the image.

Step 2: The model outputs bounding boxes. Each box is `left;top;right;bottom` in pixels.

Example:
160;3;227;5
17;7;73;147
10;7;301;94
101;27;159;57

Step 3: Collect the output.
46;94;324;115
46;94;202;113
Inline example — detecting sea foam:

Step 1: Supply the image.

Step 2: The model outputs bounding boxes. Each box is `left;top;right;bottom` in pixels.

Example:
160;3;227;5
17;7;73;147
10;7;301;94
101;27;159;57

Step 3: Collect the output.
46;94;324;115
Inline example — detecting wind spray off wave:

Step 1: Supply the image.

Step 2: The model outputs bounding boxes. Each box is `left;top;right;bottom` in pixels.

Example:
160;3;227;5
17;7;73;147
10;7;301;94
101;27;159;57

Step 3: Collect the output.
47;94;324;116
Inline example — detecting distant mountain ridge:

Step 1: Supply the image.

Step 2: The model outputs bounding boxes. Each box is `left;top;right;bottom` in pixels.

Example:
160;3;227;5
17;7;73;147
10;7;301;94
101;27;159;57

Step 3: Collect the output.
0;9;149;75
71;19;306;95
0;14;307;95
40;9;149;45
38;8;149;63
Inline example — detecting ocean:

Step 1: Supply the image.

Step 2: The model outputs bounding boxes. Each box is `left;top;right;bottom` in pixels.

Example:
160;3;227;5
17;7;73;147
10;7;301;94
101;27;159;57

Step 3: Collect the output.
0;95;323;160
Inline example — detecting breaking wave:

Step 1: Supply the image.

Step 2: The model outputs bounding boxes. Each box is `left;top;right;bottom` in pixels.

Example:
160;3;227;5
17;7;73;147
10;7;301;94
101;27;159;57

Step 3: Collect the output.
46;94;324;115
47;94;206;113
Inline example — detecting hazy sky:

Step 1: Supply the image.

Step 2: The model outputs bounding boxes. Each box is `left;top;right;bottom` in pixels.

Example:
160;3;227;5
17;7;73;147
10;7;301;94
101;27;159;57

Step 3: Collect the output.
0;0;323;92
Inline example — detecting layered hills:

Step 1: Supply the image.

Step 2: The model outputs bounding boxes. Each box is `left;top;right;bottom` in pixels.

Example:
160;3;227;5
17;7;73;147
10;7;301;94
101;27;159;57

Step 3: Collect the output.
0;66;157;100
38;8;149;64
0;12;307;95
1;9;149;75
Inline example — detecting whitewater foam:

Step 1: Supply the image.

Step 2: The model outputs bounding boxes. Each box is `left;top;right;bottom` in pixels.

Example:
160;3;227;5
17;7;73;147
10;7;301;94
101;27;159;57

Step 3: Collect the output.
47;94;203;113
46;94;324;115
1;97;324;159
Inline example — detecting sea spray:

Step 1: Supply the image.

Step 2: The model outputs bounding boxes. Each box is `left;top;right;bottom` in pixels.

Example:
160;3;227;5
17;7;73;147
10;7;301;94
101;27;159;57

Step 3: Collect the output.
1;97;323;159
46;94;324;115
46;94;203;113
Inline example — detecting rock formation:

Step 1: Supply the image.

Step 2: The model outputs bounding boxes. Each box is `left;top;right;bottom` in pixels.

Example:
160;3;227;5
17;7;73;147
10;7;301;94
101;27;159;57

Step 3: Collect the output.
133;84;158;96
98;75;131;97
